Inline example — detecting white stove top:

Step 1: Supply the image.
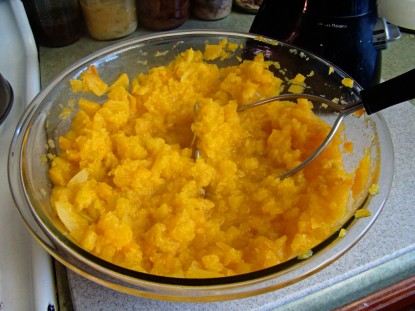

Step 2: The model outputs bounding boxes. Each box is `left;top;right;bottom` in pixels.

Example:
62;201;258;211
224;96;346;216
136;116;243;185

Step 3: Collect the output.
0;1;56;310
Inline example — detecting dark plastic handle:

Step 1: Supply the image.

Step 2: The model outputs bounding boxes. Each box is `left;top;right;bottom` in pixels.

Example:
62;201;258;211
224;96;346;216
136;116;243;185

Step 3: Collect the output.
360;68;415;115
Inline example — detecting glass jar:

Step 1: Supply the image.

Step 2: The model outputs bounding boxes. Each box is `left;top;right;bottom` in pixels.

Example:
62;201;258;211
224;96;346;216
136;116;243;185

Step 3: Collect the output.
193;0;233;20
23;0;82;47
80;0;138;40
136;0;189;31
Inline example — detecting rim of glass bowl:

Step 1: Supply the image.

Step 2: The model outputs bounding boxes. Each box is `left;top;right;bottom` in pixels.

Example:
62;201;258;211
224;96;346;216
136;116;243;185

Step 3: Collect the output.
8;30;394;301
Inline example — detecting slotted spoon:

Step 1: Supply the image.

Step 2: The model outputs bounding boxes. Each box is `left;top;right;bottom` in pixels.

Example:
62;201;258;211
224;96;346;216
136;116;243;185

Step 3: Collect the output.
237;68;415;179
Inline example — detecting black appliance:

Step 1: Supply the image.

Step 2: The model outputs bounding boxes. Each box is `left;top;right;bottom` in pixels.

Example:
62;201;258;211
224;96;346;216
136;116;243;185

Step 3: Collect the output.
250;0;401;88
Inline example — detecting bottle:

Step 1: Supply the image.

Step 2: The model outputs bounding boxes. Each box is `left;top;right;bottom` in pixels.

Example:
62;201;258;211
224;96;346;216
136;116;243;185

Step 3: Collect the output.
80;0;138;40
193;0;233;20
23;0;82;47
136;0;189;31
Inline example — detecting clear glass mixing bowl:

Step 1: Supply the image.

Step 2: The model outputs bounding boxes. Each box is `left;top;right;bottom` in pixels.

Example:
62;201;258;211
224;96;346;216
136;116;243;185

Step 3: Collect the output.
8;30;393;301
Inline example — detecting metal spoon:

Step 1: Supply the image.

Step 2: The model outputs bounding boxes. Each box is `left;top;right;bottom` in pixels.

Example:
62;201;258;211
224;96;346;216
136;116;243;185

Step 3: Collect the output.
238;68;415;179
0;73;14;125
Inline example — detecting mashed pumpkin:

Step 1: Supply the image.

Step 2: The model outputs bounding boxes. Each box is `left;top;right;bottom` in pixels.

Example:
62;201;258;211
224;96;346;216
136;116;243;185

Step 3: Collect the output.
49;42;367;278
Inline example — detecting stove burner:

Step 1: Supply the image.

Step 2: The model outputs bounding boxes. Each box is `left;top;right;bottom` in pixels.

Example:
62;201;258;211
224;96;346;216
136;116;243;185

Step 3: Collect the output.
0;73;13;125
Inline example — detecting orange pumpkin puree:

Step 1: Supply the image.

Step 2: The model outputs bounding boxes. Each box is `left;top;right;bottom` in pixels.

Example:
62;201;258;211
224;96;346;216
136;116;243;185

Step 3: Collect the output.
49;42;370;278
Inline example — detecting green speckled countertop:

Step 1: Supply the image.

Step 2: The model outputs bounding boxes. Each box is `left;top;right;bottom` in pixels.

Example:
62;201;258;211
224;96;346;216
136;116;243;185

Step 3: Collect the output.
38;11;415;311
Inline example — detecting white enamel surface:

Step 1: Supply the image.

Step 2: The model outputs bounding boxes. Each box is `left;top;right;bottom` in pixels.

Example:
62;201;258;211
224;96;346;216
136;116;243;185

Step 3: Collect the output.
0;1;56;310
378;0;415;30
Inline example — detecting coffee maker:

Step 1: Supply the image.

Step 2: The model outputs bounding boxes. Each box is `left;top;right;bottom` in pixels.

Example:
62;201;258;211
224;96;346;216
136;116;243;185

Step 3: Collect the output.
250;0;401;88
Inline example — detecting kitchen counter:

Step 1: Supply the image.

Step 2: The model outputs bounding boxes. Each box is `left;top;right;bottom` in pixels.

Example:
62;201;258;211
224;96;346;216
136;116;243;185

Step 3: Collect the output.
37;11;415;311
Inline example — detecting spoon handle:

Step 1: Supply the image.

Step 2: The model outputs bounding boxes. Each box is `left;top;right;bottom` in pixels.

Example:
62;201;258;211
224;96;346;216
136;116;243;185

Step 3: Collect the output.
360;68;415;115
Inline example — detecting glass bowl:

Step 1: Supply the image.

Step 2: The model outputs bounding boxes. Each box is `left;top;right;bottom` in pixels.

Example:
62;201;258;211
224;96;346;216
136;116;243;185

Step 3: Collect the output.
8;30;393;301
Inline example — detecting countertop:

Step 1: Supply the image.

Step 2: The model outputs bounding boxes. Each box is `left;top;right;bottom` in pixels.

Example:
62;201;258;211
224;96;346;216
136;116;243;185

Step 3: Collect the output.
37;11;415;311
